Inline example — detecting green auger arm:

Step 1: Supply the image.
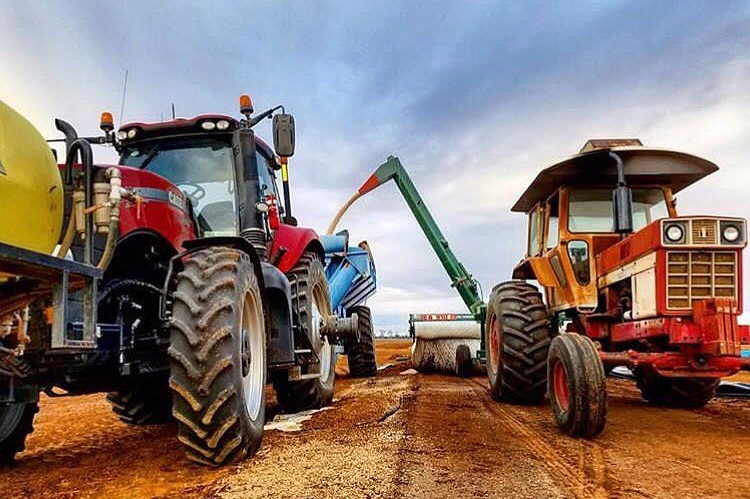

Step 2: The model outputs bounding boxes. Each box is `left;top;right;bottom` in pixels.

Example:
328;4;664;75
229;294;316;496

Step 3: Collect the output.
327;156;486;328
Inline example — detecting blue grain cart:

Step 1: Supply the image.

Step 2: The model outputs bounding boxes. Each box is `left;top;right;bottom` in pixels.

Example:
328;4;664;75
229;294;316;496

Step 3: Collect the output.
322;230;378;377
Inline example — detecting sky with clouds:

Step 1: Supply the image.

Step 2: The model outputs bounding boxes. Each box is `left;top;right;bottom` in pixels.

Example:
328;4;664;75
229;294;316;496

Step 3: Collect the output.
1;1;749;330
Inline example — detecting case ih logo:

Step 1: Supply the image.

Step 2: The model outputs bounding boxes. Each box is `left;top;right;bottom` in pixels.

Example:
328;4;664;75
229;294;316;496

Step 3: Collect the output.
168;190;186;211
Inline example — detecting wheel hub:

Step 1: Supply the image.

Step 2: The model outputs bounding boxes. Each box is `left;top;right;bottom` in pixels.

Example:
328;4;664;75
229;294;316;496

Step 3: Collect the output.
489;313;501;370
552;360;570;412
241;292;264;421
241;328;251;377
311;286;333;383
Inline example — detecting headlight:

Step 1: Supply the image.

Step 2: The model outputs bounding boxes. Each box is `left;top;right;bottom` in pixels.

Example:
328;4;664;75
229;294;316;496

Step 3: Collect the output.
116;130;128;141
723;225;740;242
665;224;684;243
201;121;216;131
127;128;137;139
216;120;230;130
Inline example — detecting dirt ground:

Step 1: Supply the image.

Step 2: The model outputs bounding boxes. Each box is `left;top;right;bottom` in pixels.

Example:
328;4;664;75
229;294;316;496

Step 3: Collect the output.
3;339;750;499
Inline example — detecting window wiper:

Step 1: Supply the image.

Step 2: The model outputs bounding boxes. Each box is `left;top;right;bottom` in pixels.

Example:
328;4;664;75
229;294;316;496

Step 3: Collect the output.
136;145;160;170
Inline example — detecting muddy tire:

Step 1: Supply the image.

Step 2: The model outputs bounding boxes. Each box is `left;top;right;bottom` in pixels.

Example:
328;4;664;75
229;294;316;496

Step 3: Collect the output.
485;281;551;404
0;402;38;465
274;253;336;413
168;247;266;466
345;305;377;378
635;368;718;408
455;344;472;377
548;333;607;438
106;376;172;425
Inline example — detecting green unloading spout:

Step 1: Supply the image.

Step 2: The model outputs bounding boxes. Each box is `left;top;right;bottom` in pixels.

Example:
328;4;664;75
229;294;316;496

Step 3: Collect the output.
327;156;485;319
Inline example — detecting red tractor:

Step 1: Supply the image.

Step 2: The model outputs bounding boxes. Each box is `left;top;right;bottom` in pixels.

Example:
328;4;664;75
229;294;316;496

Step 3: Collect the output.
0;96;361;465
506;139;750;436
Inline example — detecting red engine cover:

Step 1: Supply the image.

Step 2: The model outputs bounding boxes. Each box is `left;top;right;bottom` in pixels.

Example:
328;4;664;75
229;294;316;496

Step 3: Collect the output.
116;165;196;251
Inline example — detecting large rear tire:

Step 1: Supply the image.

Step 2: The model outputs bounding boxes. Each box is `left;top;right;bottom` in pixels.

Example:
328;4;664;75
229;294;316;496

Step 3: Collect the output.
0;402;38;465
106;375;172;425
168;247;266;466
485;281;551;404
635;368;718;408
274;253;336;413
548;333;607;438
345;305;377;378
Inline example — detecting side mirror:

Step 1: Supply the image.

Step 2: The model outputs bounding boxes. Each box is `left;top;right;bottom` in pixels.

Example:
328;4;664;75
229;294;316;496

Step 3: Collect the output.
613;185;633;234
272;114;295;157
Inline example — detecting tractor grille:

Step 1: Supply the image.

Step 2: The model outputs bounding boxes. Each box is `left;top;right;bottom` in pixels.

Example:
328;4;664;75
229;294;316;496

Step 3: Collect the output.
666;251;737;310
691;219;718;245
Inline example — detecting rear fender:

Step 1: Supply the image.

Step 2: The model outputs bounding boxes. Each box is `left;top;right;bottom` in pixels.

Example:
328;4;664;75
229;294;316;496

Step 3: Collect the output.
270;223;325;273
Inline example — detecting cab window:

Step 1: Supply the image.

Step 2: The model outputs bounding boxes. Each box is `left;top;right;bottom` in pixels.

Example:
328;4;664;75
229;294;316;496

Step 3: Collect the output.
545;192;559;250
528;206;541;257
568;188;668;233
255;150;280;203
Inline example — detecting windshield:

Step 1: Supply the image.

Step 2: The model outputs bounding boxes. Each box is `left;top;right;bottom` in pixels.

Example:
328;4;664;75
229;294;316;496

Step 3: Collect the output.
568;188;668;233
120;138;237;236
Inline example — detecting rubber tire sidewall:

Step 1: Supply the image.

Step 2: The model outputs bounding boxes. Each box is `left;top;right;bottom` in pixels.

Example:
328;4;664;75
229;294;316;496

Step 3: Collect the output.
455;344;472;377
346;305;378;378
485;281;550;404
0;402;38;465
274;253;336;412
548;333;607;438
169;247;266;465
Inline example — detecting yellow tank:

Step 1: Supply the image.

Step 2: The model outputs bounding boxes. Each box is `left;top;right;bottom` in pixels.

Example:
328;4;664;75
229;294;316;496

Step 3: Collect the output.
0;100;63;254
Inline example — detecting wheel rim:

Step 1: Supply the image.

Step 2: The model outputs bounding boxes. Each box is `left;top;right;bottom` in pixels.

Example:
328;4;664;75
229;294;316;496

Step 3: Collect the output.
488;312;500;371
241;290;264;421
0;403;24;441
311;288;332;383
552;360;570;412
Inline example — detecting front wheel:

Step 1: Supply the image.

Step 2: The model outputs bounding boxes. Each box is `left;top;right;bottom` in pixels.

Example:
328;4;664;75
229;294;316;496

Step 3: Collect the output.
548;333;607;438
0;402;38;465
168;247;266;466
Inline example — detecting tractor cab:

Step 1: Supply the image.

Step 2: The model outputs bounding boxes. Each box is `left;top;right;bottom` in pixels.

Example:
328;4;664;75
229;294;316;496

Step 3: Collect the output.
115;97;296;257
510;138;747;316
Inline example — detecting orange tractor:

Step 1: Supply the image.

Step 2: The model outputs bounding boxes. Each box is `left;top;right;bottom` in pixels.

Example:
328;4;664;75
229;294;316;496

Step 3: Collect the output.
503;139;749;436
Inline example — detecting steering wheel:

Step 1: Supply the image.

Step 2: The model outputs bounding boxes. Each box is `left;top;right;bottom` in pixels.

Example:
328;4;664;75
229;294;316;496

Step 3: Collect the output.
177;182;206;204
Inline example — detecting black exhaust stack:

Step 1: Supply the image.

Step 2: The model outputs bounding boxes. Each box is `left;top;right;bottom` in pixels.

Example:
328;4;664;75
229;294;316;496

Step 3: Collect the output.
610;151;633;235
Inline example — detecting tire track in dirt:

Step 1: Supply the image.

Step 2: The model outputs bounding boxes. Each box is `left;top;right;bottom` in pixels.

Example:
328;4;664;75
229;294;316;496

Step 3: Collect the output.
463;377;615;499
391;373;572;498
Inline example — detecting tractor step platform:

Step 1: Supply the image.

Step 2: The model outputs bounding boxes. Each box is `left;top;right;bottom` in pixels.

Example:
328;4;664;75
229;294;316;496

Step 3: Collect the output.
0;241;101;350
0;241;102;284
